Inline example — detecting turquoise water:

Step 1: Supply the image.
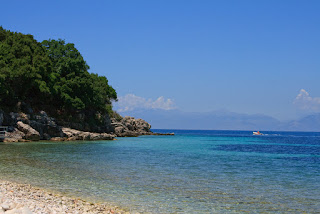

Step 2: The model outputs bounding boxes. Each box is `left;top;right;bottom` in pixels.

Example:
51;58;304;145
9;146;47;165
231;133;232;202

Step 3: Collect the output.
0;130;319;213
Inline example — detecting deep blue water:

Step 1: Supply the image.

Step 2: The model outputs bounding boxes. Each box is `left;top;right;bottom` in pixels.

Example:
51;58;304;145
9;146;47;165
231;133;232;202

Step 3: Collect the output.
0;130;319;213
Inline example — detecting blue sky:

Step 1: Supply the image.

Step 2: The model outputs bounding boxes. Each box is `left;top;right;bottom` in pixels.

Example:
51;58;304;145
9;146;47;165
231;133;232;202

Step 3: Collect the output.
1;0;320;120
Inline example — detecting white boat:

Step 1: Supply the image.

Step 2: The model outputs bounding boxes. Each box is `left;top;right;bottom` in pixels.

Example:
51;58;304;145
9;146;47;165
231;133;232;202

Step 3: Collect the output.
253;131;263;135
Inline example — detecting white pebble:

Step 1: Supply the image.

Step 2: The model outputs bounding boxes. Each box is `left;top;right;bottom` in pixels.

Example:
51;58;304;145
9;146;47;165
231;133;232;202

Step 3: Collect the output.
0;204;9;211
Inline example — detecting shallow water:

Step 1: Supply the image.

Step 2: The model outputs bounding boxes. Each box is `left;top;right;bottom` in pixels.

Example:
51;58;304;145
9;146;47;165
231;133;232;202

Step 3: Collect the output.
0;130;319;213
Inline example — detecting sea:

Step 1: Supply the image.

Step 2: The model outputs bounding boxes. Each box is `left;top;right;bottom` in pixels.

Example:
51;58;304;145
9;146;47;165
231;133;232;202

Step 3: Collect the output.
0;130;319;213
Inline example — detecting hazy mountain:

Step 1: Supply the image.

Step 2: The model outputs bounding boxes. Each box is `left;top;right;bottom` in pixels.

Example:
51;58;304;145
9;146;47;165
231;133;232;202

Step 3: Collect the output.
283;113;320;132
118;109;320;132
119;109;280;130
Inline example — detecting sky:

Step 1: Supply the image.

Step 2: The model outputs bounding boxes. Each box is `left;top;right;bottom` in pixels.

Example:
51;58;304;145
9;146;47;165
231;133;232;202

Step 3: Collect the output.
1;0;320;121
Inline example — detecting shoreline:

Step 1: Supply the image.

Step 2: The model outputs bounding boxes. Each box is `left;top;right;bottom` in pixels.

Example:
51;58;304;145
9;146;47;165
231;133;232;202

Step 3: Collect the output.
2;131;174;143
0;179;129;214
1;112;174;143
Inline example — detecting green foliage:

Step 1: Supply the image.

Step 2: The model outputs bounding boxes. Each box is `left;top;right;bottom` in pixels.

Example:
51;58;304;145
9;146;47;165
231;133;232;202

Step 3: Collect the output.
0;27;117;122
41;39;117;115
0;26;52;108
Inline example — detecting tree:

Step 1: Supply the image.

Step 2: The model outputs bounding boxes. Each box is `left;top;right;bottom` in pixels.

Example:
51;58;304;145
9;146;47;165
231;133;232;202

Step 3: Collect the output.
41;39;117;116
0;27;52;109
0;27;117;125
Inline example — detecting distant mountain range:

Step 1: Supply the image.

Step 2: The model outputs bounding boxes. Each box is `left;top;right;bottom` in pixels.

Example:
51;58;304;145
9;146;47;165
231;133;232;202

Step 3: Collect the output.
118;109;320;132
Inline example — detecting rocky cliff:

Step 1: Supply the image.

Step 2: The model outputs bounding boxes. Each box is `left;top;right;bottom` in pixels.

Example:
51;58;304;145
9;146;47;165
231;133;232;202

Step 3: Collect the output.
0;110;157;142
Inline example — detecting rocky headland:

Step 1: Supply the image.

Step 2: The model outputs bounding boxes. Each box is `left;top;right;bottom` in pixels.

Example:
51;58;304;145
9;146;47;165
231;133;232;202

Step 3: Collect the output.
0;110;173;142
0;27;174;214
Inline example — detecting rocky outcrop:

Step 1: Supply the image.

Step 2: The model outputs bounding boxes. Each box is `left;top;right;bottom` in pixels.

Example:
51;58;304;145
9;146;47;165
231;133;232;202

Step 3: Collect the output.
17;121;40;141
4;128;26;142
29;111;63;140
0;109;173;142
3;112;28;126
111;116;175;137
112;116;152;137
57;114;114;134
2;111;116;142
62;128;115;141
2;112;60;141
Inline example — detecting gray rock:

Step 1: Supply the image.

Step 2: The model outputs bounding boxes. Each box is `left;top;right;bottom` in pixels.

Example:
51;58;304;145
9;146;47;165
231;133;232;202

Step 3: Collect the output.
29;120;62;140
2;112;30;127
28;111;63;140
104;114;115;133
17;121;40;141
0;110;3;126
62;127;115;141
5;128;25;140
114;126;124;134
56;112;114;134
50;137;66;141
3;138;19;143
112;116;152;137
3;113;19;126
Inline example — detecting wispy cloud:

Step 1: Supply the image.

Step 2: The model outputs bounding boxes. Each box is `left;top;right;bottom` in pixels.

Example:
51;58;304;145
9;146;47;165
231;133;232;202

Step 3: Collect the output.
293;89;320;112
114;94;176;112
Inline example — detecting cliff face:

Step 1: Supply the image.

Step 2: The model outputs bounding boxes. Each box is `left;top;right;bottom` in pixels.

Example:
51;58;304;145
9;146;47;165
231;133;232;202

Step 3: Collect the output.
3;111;63;141
56;113;115;134
0;110;153;142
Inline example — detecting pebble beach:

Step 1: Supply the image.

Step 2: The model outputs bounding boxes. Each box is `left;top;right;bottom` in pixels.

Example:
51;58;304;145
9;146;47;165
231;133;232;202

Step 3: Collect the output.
0;180;128;214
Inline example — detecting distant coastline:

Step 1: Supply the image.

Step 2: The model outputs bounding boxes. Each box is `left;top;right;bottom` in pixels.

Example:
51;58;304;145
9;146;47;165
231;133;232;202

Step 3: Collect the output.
123;109;320;132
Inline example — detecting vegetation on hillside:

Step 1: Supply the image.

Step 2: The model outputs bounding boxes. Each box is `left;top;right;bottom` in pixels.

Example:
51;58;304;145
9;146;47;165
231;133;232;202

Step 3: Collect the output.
0;27;117;123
